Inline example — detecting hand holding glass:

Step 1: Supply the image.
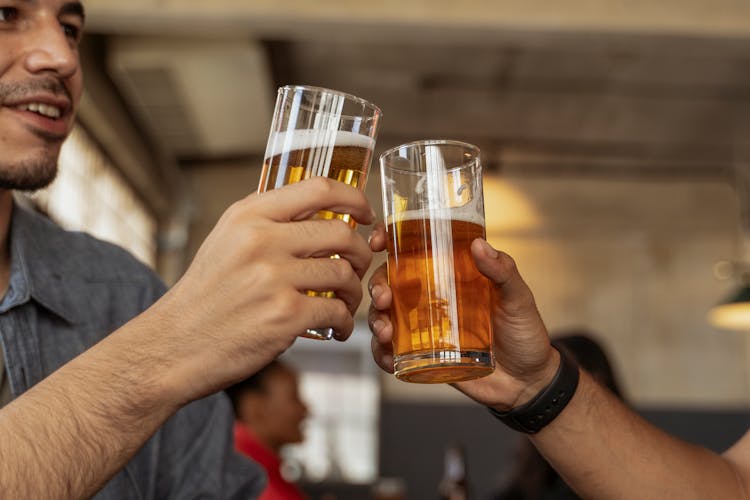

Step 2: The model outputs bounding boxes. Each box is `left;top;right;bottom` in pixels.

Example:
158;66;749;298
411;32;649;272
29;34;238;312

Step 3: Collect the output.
258;85;381;340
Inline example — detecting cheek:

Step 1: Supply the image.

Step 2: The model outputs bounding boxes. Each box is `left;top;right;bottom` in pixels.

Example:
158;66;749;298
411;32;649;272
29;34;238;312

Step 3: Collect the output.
70;70;83;107
0;59;16;83
0;37;27;78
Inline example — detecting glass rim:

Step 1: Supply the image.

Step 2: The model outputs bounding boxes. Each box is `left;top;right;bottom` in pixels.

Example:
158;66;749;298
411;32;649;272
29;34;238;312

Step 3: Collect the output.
379;139;481;173
279;84;382;118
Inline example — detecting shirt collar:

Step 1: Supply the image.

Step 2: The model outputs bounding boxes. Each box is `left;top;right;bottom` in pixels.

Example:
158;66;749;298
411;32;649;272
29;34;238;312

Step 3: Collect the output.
234;422;281;471
0;204;77;323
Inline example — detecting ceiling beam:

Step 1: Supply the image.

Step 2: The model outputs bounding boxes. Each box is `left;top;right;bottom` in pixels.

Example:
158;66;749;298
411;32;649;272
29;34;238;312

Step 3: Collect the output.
85;0;750;43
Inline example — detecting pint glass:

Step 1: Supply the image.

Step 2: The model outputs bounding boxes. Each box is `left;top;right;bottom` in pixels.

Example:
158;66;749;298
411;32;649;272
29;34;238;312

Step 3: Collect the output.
258;85;381;340
379;140;494;383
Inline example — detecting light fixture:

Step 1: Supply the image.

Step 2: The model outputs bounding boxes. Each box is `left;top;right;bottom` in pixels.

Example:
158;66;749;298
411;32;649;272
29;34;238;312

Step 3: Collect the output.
708;261;750;331
708;286;750;331
708;165;750;332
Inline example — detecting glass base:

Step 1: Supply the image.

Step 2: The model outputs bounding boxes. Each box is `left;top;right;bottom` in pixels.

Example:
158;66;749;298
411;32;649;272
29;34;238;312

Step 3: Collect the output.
394;350;494;384
303;327;334;340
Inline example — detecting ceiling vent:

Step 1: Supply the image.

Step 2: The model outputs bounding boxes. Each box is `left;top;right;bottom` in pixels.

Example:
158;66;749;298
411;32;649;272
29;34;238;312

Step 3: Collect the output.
108;37;274;160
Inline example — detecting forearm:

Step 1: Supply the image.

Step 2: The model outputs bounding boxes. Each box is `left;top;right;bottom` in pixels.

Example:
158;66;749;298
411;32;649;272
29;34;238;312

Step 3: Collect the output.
0;179;373;498
0;315;178;499
531;371;748;499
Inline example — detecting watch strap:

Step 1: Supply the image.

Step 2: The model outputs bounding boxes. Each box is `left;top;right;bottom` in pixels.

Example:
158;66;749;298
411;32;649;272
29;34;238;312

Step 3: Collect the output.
488;343;580;434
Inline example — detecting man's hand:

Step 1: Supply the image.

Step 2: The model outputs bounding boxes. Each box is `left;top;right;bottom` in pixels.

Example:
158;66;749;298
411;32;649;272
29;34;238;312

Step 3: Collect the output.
368;222;558;411
143;177;375;405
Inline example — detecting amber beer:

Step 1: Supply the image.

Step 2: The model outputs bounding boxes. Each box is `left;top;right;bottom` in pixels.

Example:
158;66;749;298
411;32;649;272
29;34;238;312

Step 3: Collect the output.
387;212;493;383
258;129;375;328
258;130;374;229
380;139;492;382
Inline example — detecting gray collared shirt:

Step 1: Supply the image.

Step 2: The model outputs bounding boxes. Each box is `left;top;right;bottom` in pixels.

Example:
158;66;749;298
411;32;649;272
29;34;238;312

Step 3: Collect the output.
0;205;265;499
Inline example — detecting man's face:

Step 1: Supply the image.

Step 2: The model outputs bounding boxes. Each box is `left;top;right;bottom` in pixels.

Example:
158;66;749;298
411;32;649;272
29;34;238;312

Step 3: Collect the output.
0;0;84;191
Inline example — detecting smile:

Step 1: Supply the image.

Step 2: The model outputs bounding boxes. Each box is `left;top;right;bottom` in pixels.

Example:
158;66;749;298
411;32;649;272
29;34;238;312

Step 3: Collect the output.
15;102;62;119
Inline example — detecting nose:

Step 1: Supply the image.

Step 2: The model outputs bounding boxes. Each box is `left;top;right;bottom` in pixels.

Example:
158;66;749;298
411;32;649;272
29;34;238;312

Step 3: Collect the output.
23;19;79;80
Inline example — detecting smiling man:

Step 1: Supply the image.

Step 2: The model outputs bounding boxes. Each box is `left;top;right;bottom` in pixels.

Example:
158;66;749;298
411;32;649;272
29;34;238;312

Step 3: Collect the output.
0;1;374;498
0;0;83;188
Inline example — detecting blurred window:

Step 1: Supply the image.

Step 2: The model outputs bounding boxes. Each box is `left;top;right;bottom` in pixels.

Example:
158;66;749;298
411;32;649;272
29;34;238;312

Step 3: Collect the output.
281;328;380;484
28;125;157;268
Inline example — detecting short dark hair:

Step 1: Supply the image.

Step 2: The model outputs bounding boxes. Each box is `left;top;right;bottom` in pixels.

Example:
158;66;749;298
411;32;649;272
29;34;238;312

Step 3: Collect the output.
225;360;285;416
553;330;623;399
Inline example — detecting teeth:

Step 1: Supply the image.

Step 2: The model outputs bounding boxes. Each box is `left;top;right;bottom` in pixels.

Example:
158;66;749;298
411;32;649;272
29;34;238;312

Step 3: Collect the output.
16;102;62;119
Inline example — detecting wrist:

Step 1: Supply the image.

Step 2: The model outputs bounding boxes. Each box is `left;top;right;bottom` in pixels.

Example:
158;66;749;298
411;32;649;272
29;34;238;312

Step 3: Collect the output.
489;344;580;434
511;346;561;409
101;309;186;413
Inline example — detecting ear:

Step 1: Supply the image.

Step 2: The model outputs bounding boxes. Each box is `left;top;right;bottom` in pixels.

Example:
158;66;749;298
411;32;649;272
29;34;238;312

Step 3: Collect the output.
237;392;268;425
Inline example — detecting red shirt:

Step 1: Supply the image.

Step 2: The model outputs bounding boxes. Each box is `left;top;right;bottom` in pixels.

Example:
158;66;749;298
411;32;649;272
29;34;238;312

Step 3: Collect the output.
234;423;307;500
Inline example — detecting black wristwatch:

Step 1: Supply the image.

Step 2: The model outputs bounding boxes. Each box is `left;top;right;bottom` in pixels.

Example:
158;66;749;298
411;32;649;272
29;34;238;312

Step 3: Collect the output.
488;343;580;434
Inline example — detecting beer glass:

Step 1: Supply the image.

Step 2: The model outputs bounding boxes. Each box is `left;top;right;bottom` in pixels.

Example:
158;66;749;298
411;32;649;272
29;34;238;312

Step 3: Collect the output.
379;140;494;383
258;85;381;340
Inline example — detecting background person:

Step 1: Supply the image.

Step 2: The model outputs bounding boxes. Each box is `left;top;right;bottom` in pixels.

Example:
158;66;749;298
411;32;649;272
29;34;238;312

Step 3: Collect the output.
227;360;309;500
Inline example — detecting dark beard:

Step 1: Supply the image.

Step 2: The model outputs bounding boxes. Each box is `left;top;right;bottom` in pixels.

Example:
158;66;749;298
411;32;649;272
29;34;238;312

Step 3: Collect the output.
0;78;71;104
0;78;70;191
0;155;58;191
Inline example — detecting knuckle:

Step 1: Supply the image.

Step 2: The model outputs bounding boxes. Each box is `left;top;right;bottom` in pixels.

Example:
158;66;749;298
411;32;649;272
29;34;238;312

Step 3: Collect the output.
344;283;363;313
249;260;277;284
292;219;317;241
504;291;537;316
218;200;245;227
332;299;350;319
498;252;518;276
360;242;374;270
331;257;356;282
274;289;302;318
307;176;335;196
332;302;354;333
326;217;352;240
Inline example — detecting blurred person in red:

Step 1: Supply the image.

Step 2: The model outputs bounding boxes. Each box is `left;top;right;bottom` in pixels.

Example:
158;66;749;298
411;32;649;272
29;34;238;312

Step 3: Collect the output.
227;360;309;500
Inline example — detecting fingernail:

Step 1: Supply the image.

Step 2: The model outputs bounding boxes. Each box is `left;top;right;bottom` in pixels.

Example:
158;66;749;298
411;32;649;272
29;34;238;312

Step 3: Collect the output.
368;231;374;245
480;238;499;259
371;285;384;300
373;319;385;333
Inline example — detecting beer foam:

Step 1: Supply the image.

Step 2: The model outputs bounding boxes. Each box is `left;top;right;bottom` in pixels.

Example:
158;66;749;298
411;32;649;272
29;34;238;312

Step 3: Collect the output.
266;129;374;156
387;209;485;227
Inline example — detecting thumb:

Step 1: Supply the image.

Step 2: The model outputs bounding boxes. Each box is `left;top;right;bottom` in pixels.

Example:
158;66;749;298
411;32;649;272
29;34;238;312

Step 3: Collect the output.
470;238;551;378
470;238;537;318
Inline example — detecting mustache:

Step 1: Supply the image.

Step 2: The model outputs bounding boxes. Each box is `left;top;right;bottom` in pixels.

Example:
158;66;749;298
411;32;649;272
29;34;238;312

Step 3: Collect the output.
0;78;72;103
